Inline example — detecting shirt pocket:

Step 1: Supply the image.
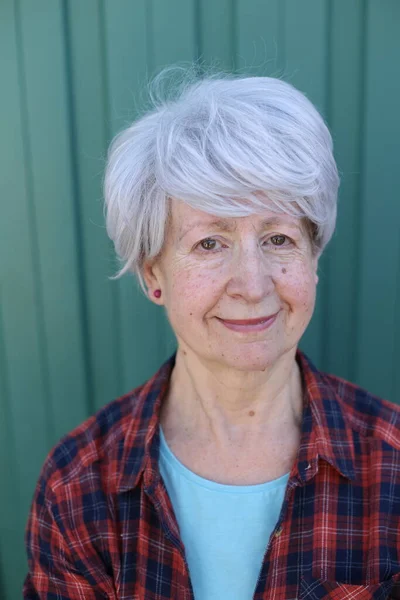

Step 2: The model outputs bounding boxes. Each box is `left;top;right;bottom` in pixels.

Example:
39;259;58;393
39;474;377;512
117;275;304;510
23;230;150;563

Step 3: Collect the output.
299;574;393;599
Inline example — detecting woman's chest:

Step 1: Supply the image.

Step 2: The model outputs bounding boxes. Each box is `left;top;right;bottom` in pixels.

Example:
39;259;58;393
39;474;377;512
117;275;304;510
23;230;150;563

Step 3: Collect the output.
164;436;297;485
110;470;400;599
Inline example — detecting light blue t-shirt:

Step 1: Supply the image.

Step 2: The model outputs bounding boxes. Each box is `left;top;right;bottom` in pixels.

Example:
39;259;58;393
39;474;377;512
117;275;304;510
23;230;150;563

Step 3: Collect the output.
159;427;289;600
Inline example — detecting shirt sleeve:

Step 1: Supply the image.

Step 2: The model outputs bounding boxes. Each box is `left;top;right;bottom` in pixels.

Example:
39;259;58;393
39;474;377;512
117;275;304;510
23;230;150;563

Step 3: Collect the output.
23;457;116;599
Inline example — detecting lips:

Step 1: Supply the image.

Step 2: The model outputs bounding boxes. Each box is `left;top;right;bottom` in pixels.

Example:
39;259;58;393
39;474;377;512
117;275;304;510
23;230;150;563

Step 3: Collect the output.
219;314;278;325
216;312;279;333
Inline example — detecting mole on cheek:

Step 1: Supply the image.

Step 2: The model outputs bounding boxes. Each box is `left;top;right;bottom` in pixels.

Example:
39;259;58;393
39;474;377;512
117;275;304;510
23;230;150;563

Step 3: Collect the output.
248;410;255;417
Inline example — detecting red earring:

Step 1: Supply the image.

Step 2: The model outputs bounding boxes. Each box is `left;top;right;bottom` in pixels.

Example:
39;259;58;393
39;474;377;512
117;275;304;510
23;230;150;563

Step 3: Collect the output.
154;289;161;298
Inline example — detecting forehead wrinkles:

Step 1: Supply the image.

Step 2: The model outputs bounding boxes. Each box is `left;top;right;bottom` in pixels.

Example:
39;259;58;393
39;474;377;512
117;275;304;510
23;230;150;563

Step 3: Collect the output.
167;198;312;245
176;215;305;240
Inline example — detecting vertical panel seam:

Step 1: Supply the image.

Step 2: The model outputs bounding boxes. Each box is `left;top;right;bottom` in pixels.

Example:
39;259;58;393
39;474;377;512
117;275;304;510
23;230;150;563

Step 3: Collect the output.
322;0;333;369
279;0;286;72
0;283;22;598
353;0;369;384
61;1;94;417
98;0;124;390
0;284;21;515
231;0;237;71
145;0;154;75
14;0;54;444
194;0;202;62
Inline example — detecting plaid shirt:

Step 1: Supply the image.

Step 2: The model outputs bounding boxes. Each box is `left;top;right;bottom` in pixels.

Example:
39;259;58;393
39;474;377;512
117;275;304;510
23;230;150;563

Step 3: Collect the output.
24;350;400;599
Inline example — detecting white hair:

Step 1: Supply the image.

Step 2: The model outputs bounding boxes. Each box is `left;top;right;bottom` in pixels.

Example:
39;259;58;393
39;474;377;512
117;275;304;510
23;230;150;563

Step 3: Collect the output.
103;65;340;292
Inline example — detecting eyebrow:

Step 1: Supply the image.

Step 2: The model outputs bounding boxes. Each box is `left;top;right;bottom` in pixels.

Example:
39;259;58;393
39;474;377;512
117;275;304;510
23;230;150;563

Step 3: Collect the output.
178;216;301;241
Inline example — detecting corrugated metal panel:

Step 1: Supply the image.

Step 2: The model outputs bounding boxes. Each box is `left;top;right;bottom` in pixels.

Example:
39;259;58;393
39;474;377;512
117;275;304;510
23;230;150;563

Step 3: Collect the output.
0;0;399;596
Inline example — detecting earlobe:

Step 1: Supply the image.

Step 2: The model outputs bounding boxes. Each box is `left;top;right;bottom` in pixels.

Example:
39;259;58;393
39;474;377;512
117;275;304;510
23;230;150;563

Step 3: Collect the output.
147;288;163;305
143;260;164;304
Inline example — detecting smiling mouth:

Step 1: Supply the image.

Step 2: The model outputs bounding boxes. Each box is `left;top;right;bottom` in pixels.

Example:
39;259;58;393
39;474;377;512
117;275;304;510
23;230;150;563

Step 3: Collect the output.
219;314;278;325
217;312;279;332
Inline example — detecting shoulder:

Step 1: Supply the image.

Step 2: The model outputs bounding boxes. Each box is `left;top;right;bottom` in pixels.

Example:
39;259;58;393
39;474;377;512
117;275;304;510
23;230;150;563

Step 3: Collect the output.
38;384;146;498
322;370;400;450
34;353;175;504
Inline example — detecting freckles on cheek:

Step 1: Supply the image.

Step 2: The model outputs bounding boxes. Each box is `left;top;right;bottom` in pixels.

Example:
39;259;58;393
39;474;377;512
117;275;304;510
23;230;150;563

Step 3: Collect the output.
170;271;210;308
172;261;223;295
285;268;315;305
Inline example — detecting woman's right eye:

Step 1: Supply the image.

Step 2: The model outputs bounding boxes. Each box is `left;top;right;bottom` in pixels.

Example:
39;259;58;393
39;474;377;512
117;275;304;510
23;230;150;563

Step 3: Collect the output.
198;238;220;251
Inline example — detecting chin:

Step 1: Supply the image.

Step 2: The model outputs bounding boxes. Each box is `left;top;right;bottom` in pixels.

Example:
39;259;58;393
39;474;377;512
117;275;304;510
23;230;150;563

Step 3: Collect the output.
213;345;282;372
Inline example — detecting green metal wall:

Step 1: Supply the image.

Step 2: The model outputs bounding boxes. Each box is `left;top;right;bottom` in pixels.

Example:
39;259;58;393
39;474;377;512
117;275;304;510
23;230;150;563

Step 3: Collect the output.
1;0;399;597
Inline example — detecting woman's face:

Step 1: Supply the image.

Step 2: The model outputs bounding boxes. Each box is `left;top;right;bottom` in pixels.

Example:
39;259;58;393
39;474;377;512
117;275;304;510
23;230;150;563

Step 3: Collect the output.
145;198;319;371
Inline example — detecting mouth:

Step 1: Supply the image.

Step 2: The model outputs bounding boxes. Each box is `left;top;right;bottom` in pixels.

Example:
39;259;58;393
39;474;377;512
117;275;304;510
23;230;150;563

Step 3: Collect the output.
217;312;279;333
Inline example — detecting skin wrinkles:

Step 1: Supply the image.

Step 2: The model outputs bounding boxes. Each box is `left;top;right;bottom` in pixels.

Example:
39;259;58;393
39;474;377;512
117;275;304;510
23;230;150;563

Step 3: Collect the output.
178;215;305;244
143;197;319;484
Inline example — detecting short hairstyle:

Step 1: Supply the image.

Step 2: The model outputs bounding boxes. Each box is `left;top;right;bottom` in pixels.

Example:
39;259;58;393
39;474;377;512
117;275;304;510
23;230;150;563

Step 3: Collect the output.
103;66;340;292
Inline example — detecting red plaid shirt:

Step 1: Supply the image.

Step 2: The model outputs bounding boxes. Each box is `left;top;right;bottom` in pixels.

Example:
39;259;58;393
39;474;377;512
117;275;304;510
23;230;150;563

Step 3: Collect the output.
24;350;400;599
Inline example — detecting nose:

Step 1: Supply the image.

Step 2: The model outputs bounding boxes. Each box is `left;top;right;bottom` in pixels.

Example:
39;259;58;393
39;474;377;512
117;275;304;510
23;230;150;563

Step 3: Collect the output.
225;244;275;302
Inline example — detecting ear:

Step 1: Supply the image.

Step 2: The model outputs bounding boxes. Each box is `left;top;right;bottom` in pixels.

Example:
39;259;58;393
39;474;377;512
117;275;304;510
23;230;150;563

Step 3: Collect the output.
142;259;164;305
313;255;319;285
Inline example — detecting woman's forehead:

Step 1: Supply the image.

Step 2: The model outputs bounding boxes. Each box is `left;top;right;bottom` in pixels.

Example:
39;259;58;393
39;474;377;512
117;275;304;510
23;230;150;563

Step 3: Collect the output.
169;198;305;235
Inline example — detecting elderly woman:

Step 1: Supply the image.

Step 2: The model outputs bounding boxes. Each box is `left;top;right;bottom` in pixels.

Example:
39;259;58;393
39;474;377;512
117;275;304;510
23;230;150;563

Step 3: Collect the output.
24;69;400;600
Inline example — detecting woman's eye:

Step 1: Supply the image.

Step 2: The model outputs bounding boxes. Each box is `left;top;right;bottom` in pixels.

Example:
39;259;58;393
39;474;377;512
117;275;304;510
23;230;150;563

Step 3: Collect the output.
268;235;291;247
198;238;220;251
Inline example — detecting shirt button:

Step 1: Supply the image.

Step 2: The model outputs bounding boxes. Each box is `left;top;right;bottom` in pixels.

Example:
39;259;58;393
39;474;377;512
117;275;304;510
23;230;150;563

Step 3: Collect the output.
275;527;283;537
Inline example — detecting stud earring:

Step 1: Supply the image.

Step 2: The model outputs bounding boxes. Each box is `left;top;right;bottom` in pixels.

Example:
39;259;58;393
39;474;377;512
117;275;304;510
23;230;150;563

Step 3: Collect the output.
154;289;161;298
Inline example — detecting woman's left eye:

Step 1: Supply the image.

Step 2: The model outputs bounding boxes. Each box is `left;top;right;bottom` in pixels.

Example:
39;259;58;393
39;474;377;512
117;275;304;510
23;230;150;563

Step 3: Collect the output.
265;235;292;247
198;238;223;251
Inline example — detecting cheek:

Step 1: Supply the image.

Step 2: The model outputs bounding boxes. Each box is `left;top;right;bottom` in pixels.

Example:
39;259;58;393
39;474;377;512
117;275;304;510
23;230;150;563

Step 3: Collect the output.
277;264;316;312
167;263;223;317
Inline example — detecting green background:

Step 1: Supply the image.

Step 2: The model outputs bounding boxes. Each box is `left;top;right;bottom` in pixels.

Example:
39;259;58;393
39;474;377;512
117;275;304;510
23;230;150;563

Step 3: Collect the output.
1;0;400;597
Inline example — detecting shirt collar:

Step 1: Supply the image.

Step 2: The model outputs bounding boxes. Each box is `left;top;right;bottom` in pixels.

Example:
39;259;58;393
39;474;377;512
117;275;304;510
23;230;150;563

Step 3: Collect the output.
295;351;357;482
117;353;176;493
117;349;356;493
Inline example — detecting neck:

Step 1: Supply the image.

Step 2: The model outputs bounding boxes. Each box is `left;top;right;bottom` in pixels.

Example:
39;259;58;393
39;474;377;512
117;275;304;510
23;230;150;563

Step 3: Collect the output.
160;346;304;449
